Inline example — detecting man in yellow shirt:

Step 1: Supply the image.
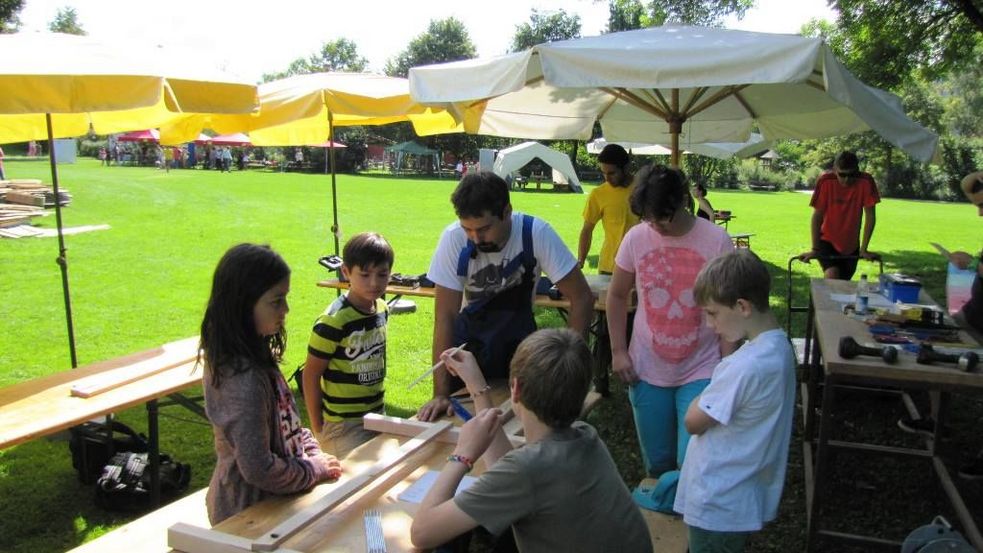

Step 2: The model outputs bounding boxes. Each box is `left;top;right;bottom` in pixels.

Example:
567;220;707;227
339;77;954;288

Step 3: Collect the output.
578;144;639;274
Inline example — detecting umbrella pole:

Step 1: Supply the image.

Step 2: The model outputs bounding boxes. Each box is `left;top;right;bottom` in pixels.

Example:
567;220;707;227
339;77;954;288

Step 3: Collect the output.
670;89;682;169
46;114;78;368
328;111;340;256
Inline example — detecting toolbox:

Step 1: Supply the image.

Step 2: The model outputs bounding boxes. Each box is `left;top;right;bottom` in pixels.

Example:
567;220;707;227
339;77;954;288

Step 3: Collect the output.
879;273;922;303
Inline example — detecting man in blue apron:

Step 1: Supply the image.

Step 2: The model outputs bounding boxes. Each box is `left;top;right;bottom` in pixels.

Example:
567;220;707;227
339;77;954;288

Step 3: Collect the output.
418;172;594;421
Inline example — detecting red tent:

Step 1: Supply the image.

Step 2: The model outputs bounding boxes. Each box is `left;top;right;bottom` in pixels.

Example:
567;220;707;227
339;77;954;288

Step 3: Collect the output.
116;129;159;142
209;132;251;146
309;140;347;148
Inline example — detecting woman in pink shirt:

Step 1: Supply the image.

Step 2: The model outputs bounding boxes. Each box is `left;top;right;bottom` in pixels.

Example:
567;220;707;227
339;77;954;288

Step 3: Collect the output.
607;165;736;500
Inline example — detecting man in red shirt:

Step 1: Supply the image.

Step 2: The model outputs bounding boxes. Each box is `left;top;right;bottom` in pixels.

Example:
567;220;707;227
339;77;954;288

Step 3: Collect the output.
798;151;880;280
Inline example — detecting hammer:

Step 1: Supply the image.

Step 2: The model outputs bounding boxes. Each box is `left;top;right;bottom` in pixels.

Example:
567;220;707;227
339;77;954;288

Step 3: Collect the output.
916;344;979;372
838;336;899;364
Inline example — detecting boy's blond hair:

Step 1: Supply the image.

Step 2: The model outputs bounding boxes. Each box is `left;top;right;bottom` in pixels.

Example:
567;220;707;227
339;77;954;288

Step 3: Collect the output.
694;249;771;312
509;328;591;428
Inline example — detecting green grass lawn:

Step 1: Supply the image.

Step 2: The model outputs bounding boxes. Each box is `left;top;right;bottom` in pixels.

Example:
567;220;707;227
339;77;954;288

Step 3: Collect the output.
0;158;978;552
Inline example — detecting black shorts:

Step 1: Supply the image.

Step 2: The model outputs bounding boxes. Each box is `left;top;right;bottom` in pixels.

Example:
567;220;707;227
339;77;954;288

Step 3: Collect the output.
815;240;859;280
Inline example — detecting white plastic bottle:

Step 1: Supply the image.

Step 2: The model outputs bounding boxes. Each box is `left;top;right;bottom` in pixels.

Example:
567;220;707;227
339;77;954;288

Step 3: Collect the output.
856;274;869;315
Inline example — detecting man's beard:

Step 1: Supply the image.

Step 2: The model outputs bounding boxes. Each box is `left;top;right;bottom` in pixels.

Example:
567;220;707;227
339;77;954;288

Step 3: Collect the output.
475;242;502;253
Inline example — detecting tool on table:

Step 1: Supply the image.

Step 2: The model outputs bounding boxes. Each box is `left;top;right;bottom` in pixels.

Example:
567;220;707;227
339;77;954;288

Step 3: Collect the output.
363;509;387;553
916;344;979;372
318;254;343;271
407;343;467;389
838;336;899;364
448;396;473;421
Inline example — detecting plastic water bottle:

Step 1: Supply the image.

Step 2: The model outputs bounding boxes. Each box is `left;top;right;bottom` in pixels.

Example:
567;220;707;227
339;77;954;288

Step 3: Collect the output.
856;274;869;315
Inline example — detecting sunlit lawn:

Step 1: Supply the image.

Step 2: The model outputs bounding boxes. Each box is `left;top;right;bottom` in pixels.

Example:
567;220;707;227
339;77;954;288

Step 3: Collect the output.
0;158;977;551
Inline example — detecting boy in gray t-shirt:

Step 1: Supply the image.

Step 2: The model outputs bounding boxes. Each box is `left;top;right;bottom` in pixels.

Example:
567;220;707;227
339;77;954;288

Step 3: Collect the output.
410;328;652;552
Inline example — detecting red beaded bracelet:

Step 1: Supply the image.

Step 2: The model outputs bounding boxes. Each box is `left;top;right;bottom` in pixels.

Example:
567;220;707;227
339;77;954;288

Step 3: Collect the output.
447;454;474;472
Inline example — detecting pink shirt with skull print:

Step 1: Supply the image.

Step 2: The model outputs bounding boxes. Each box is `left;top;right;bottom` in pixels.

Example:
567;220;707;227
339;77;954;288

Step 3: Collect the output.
615;218;734;387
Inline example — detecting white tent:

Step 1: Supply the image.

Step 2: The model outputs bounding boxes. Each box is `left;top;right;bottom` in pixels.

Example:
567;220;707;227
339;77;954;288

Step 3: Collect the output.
492;141;583;193
587;134;773;160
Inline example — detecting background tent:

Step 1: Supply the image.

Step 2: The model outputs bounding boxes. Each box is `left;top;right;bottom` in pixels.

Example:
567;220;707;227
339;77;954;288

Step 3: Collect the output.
116;129;160;143
384;141;440;175
492;141;583;193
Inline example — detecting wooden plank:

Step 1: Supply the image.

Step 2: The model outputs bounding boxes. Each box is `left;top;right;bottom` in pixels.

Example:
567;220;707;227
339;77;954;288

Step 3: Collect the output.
4;191;45;207
70;337;200;397
250;421;452;551
364;412;526;447
167;523;302;553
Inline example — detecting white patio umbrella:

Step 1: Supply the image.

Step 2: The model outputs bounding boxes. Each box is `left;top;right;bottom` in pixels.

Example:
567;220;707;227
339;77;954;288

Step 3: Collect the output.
0;32;258;367
409;26;939;167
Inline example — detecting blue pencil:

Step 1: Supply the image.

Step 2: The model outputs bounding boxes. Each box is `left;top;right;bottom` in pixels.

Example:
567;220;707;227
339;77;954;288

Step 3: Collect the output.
448;396;473;421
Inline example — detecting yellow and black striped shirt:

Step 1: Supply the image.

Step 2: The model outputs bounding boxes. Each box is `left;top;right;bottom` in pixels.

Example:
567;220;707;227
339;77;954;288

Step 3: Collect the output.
307;295;387;422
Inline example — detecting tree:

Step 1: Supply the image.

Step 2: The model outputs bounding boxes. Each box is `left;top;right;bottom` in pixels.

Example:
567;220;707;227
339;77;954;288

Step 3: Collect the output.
830;0;983;89
261;38;367;82
48;6;85;35
607;0;646;32
384;17;477;78
510;9;582;52
0;0;23;33
643;0;752;27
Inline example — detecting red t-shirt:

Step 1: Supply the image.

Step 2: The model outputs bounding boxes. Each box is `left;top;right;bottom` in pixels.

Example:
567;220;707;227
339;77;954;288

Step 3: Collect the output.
809;171;880;254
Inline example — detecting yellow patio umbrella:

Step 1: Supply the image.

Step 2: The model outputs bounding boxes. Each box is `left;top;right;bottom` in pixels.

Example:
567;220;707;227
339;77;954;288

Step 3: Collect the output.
159;72;459;255
0;32;258;368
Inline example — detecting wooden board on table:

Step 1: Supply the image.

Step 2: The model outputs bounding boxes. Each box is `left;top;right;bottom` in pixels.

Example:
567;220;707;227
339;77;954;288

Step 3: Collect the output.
0;336;202;450
70;336;200;398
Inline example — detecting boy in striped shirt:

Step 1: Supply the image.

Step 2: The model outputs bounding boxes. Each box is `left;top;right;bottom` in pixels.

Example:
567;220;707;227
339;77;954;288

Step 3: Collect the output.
302;232;393;459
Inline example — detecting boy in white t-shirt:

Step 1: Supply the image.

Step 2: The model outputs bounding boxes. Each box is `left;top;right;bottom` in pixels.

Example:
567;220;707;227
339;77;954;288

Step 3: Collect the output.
674;249;796;553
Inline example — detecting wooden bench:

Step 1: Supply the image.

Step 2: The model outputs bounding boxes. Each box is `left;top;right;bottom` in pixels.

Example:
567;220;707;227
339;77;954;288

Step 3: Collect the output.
67;488;209;552
579;170;603;182
748;182;777;191
730;233;755;249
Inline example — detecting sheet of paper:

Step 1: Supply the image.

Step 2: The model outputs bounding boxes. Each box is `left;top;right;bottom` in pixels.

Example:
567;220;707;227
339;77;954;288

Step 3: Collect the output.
397;470;478;504
829;292;895;309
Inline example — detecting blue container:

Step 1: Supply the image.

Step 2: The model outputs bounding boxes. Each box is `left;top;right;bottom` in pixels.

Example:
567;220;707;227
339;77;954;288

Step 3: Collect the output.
879;273;922;303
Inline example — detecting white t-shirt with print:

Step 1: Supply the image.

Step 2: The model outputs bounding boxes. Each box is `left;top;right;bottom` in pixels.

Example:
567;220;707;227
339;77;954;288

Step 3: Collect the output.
674;328;796;532
428;212;577;306
614;217;733;387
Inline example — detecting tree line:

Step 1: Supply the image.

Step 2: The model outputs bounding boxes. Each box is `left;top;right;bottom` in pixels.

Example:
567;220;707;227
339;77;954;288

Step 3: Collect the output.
3;1;980;199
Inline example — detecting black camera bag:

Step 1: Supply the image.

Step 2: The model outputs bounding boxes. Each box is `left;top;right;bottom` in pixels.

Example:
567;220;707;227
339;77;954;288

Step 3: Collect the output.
68;420;148;484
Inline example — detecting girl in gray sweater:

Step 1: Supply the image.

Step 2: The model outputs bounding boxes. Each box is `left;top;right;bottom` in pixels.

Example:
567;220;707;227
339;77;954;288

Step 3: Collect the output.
199;243;342;525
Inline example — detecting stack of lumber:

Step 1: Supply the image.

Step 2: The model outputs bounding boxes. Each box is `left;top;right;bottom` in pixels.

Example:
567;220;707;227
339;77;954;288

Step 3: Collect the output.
0;179;72;208
0;204;46;228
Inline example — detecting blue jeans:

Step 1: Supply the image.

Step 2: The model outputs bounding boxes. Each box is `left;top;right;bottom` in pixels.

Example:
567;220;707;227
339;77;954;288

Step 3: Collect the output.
629;378;710;476
688;525;751;553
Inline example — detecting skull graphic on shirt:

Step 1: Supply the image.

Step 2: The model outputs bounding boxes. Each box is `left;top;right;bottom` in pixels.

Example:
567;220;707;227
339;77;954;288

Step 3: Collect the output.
638;246;706;363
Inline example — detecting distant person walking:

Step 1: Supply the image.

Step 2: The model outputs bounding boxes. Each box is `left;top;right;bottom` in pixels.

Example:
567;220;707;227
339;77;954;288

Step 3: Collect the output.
0;146;6;180
222;147;233;172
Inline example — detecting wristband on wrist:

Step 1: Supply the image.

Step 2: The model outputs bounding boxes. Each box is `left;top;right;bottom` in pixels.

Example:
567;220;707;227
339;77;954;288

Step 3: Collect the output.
470;384;492;399
447;454;474;472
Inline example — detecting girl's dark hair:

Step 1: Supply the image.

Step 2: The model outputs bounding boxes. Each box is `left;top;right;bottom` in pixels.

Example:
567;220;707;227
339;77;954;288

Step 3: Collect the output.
630;164;689;220
199;243;290;387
